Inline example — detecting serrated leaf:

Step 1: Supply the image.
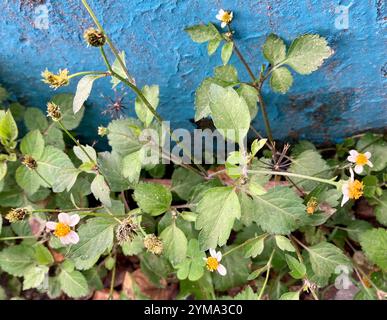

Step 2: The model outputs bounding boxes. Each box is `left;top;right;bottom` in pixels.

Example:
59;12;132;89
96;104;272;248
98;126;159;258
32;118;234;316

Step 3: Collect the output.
346;220;373;243
360;228;387;271
59;269;89;298
133;182;172;216
208;84;251;143
214;65;238;83
176;239;206;281
24;108;48;131
98;151;131;192
15;165;43;195
279;291;300;300
135;85;159;127
270;67;293;93
122;150;143;184
237;84;258;119
221;42;233;65
90;174;111;207
251;187;308;234
69;217;115;269
275;235;296;252
208;38;222;55
374;192;387;226
171;167;204;201
73;145;97;164
0;244;35;276
0;110;18;142
244;236;266;258
263;33;286;65
232;286;259;300
251;138;267;157
73;75;102;114
185;23;220;43
107;118;143;156
51;94;84;130
121;235;144;256
306;242;351;278
195;187;240;250
111;51;135;88
285;254;306;279
285;34;333;74
20;130;45;159
34;243;54;265
23;265;49;290
160;222;188;266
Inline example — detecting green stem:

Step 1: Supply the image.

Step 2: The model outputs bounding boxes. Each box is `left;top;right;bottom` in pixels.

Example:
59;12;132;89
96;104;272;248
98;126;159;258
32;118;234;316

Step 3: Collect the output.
223;234;268;257
68;71;108;79
257;249;275;300
248;169;339;187
32;206;104;213
57;120;96;165
0;236;37;241
108;255;117;300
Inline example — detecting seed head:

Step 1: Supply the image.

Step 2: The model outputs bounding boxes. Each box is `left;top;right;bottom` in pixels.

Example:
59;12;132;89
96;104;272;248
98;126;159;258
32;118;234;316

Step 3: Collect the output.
41;69;69;89
116;217;138;245
21;155;37;170
5;208;29;223
46;102;62;121
83;28;106;47
143;234;163;255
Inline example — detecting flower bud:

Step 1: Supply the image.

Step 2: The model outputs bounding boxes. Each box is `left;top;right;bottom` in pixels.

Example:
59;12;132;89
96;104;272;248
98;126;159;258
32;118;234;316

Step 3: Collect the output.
116;217;138;245
98;126;108;137
46;102;62;121
83;28;106;47
6;208;29;223
41;69;69;89
143;234;163;255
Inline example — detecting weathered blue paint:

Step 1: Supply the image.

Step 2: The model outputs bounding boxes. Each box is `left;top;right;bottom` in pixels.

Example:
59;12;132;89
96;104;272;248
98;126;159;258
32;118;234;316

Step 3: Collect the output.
0;0;386;145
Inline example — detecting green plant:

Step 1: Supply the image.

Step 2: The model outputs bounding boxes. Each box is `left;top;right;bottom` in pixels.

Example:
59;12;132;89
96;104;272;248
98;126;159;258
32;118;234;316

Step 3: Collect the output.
0;4;385;301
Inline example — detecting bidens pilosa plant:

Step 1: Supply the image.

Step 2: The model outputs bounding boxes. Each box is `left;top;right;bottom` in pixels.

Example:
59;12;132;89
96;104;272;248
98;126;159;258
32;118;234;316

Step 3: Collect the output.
0;2;386;300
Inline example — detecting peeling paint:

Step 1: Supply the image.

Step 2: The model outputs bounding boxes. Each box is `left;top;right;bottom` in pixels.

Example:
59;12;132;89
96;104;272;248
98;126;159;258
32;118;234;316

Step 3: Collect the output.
0;0;386;145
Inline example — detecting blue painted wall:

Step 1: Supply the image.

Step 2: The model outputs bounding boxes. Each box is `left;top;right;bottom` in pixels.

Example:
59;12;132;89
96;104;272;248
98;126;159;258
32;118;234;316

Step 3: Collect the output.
0;0;386;145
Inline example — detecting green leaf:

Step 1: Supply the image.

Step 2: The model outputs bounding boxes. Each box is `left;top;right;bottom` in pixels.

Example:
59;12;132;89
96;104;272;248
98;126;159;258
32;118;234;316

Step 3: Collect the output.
44;126;65;150
346;220;373;243
73;75;103;114
306;242;351;278
232;286;258;300
69;217;115;269
244;236;266;258
0;110;18;142
0;161;7;182
122;150;144;184
285;34;333;74
135;85;159;127
171;167;204;201
221;42;233;65
121;235;144;256
251;138;267;157
0;244;35;276
51;94;84;130
176;239;206;281
208;84;251;143
208;38;222;55
289;150;332;191
34;243;54;265
280;291;300;300
275;235;296;252
133;182;172;216
59;269;89;298
374;192;387;226
90;174;111;207
214;65;238;83
270;67;293;93
213;247;250;291
24;108;48;131
98;151;131;192
194;78;215;121
285;254;306;279
15;165;43;195
360;228;387;271
160;222;188;266
107;118;143;156
263;33;286;65
23;265;49;290
111;51;135;88
251;187;308;234
237;84;258;119
185;23;220;43
73;145;97;164
195;187;240;250
20;130;45;159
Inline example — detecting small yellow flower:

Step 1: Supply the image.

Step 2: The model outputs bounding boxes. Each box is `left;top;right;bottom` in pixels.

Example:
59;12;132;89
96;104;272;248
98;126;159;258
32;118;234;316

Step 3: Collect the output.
41;69;70;89
347;150;373;174
341;168;364;207
216;9;233;28
205;249;227;276
98;126;108;137
306;197;318;215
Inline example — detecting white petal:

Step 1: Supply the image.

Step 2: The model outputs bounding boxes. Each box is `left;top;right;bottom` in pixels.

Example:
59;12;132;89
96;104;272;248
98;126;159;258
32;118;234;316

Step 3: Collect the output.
217;264;227;276
219;9;225;15
59;235;70;245
69;214;80;227
364;152;371;159
341;195;350;207
216;14;222;20
354;165;363;174
229;12;233;19
347;155;356;163
221;22;227;28
349;168;355;181
58;212;70;225
67;231;80;244
349;150;358;157
367;160;373;168
216;251;222;262
46;221;57;230
209;248;217;258
341;183;349;195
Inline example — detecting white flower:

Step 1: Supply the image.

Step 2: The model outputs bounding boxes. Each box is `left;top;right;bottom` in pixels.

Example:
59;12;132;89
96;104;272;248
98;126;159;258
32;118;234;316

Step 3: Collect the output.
347;150;373;174
341;168;364;207
205;248;227;276
46;212;80;245
216;9;233;28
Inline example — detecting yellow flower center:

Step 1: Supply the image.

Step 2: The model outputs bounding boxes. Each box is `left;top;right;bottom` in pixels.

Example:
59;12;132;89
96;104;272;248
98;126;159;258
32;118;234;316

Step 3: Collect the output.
206;257;219;272
306;198;318;215
355;153;368;166
348;180;364;200
221;12;232;23
54;222;71;237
